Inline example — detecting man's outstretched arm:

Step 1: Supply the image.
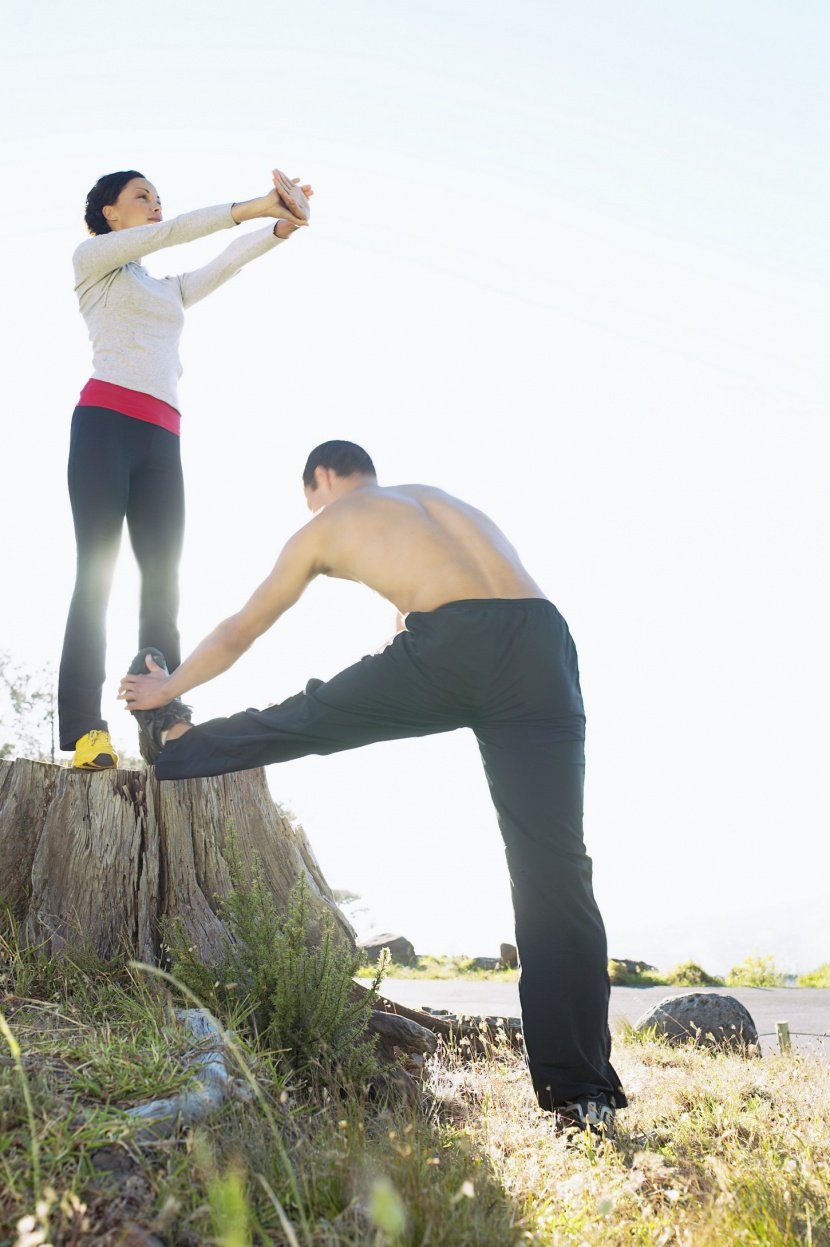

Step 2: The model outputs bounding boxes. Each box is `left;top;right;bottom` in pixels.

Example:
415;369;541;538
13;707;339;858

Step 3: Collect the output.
118;522;324;711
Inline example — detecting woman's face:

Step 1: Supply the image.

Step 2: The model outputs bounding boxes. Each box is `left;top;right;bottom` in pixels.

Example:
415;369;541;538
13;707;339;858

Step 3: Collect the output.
103;178;162;231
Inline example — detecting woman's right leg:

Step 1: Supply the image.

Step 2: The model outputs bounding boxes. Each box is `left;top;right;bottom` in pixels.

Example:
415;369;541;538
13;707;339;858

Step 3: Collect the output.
58;408;131;752
126;423;185;672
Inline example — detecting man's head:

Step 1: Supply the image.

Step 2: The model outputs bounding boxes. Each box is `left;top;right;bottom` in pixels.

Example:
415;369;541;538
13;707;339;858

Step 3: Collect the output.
302;440;377;511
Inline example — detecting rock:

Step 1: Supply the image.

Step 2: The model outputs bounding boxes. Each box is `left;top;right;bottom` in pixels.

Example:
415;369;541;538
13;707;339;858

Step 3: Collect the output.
634;992;761;1054
500;942;518;968
608;958;659;983
359;933;416;965
469;956;501;970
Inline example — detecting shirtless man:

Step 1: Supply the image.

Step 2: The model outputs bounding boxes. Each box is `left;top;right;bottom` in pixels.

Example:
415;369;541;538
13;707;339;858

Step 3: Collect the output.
118;439;626;1134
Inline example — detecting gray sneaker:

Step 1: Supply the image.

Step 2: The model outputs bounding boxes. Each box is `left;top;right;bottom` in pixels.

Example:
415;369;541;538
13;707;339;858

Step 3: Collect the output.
554;1098;616;1140
127;648;192;764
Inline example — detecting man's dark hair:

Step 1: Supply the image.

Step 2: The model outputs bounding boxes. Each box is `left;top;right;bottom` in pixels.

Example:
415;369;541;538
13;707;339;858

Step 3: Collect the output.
303;441;376;488
84;170;146;235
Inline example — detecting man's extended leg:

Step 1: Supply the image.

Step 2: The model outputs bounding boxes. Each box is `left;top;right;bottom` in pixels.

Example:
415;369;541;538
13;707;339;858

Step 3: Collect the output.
475;727;625;1111
154;617;472;779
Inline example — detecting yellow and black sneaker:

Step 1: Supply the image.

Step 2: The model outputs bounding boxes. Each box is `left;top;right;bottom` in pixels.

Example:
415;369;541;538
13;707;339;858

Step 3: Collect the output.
72;730;118;770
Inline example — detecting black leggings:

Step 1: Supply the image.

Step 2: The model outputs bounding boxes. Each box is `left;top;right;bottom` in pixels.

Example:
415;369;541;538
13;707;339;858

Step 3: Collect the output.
157;598;627;1110
58;406;184;750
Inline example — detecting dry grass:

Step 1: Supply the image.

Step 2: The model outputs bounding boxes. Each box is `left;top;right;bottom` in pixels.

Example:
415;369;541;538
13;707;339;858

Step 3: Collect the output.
434;1029;830;1245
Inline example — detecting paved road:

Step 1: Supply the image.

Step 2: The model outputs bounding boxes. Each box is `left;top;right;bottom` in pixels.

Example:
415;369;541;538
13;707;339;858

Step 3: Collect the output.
358;979;830;1058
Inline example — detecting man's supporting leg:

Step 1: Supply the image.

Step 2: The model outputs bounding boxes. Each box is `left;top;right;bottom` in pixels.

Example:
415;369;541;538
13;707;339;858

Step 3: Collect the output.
476;728;626;1111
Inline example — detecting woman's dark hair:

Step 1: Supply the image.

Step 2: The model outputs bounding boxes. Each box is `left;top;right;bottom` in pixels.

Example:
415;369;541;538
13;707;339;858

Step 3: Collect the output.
84;170;146;235
303;440;377;488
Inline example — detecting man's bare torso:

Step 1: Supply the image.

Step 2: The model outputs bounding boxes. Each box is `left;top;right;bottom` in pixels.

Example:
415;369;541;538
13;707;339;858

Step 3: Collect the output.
307;483;547;615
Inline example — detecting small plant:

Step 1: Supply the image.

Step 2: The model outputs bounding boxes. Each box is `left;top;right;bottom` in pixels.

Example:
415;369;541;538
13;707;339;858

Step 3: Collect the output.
665;961;724;987
726;955;785;987
797;962;830;987
165;842;386;1092
607;959;666;986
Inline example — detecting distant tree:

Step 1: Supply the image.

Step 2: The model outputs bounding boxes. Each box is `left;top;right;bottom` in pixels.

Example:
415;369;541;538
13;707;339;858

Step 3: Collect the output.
333;888;370;933
0;652;56;763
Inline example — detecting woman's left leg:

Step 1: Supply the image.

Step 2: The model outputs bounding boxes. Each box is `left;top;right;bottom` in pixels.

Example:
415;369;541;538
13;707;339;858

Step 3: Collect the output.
58;407;131;752
126;423;185;671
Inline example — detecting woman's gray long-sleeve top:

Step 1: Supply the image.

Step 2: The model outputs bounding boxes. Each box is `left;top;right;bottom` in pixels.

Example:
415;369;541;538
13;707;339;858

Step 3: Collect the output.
73;205;283;411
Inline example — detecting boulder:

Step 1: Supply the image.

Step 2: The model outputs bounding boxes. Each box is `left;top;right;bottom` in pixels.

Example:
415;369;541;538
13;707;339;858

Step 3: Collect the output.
359;933;416;965
469;956;501;971
634;992;760;1054
500;942;518;969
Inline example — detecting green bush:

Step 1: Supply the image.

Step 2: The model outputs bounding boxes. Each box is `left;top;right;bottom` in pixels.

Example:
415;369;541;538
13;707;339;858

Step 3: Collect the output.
665;961;724;987
607;959;667;986
797;962;830;988
164;843;386;1093
726;955;785;988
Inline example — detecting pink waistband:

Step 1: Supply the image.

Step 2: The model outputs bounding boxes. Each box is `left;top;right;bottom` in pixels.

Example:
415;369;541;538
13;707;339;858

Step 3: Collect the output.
78;380;181;436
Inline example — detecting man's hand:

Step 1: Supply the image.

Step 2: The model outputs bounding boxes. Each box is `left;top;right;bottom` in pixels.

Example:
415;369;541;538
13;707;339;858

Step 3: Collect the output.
118;653;174;711
375;611;408;652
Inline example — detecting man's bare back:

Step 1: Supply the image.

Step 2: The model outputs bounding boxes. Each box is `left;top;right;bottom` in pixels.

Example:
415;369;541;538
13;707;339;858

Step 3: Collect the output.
303;481;546;614
119;461;546;711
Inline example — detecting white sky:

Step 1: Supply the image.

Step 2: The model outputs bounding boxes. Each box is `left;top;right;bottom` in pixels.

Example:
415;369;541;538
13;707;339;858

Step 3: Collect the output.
1;0;828;972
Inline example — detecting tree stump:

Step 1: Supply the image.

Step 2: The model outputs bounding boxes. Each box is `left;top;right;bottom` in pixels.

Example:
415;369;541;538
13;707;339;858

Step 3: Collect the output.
0;758;518;1068
0;758;353;964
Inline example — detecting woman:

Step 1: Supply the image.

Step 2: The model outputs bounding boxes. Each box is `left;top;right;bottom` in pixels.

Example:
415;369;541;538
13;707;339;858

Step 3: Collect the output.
59;167;311;768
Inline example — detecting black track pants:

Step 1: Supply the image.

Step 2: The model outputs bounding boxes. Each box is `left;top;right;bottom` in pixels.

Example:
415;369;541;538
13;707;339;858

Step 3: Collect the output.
156;597;626;1110
58;406;184;750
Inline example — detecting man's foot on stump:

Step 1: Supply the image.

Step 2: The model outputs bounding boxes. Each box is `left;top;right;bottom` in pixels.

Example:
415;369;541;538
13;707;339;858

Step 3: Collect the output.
553;1097;616;1142
72;730;119;770
127;647;192;765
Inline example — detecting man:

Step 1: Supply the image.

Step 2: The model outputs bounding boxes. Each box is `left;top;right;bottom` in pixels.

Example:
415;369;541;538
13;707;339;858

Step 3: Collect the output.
119;439;626;1134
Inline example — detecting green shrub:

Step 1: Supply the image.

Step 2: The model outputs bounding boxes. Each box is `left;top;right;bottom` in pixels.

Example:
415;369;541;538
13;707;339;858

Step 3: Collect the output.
164;842;386;1093
607;959;666;986
665;961;724;987
726;955;785;987
797;962;830;987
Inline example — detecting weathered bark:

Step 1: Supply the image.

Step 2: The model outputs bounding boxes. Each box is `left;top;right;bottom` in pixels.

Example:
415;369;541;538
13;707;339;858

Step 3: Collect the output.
0;759;353;964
